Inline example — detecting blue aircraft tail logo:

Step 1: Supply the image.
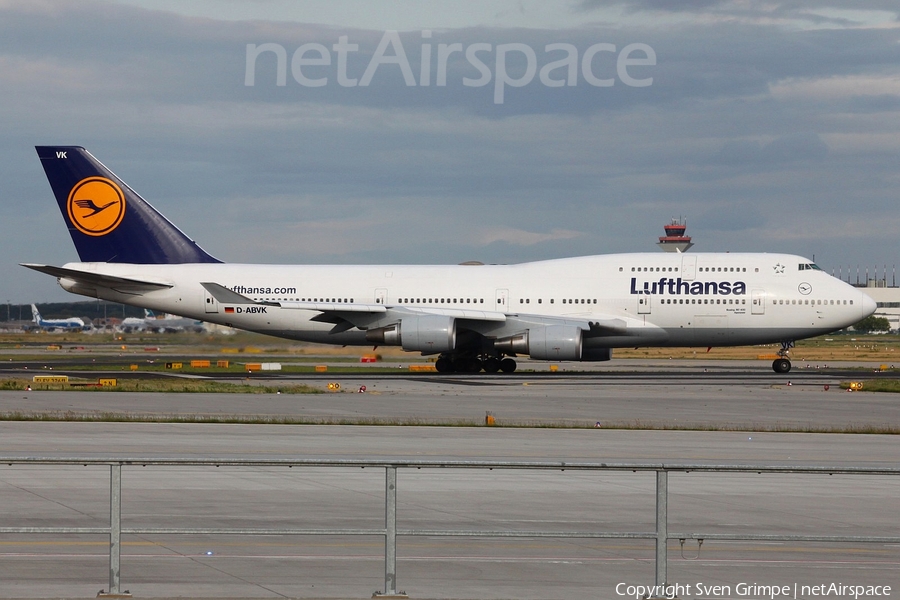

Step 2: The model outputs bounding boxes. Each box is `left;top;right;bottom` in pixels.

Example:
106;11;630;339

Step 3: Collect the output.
36;146;220;264
67;177;125;236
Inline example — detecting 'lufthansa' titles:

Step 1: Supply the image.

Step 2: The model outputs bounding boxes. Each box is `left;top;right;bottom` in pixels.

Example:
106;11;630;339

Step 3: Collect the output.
630;277;746;296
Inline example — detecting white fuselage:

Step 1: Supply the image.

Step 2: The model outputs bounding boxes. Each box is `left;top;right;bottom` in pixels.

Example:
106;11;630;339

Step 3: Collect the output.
56;252;875;351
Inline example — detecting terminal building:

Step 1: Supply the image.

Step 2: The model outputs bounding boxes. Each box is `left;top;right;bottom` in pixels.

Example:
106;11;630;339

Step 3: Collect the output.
848;272;900;331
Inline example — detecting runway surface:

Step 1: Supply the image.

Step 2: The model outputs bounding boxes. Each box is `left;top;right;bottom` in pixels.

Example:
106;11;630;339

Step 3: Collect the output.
2;360;898;430
0;362;898;599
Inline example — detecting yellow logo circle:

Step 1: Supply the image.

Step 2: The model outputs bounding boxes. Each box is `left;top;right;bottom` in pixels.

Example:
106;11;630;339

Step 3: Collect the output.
67;177;126;236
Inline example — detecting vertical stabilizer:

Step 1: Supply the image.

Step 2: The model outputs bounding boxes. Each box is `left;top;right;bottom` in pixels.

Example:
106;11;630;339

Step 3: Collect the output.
35;146;220;264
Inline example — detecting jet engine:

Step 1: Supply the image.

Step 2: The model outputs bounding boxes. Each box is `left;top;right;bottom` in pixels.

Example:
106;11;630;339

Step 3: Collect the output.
494;325;583;361
365;315;456;353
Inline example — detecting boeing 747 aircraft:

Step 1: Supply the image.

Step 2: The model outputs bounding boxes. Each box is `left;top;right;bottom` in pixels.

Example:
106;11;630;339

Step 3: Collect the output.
24;146;875;373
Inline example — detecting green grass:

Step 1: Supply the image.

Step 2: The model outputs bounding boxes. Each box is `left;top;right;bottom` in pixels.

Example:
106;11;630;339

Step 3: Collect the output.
841;379;900;393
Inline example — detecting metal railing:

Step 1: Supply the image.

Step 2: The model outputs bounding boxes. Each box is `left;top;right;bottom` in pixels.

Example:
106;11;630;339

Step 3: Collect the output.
1;457;898;597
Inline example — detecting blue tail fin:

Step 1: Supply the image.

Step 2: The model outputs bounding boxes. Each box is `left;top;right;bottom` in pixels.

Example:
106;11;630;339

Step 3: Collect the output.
35;146;220;264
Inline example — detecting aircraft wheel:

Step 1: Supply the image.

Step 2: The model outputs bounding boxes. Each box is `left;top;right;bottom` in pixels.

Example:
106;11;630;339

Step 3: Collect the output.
454;357;481;373
772;358;791;374
483;357;501;373
467;358;484;373
435;356;454;373
500;358;517;373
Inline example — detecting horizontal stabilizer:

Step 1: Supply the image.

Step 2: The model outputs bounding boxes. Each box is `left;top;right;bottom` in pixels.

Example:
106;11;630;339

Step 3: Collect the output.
20;263;172;292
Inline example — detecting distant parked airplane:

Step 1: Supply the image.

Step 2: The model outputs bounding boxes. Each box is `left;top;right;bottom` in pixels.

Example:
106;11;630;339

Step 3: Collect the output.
30;304;86;331
119;309;204;333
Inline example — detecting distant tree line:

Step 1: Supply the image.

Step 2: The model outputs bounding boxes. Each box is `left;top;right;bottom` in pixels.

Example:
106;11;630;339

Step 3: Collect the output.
852;315;892;333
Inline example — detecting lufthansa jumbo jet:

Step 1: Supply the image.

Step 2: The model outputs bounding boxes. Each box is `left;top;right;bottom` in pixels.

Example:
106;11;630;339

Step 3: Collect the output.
24;146;876;374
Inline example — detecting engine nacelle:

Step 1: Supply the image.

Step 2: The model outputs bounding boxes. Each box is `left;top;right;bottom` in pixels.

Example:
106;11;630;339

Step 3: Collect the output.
365;315;456;353
365;323;401;346
581;346;612;362
529;325;583;360
494;325;583;361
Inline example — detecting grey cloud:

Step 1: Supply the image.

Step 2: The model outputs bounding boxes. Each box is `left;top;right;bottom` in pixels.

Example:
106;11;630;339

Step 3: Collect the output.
578;0;899;22
3;2;900;117
577;0;725;12
714;133;828;167
2;0;899;303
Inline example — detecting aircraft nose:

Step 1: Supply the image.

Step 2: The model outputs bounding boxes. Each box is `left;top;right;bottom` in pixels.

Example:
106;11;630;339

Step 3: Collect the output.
860;291;877;318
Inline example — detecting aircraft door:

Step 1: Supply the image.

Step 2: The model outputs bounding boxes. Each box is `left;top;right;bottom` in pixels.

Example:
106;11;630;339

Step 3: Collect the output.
203;289;218;314
375;288;388;305
495;289;509;311
638;293;651;314
751;289;766;315
681;255;697;281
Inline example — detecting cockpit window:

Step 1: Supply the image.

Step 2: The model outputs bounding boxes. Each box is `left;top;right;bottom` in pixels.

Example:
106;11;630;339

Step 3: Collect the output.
798;263;822;271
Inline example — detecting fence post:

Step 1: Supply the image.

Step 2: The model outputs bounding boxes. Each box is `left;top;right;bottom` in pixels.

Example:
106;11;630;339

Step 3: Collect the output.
109;464;122;595
383;465;398;596
655;470;668;588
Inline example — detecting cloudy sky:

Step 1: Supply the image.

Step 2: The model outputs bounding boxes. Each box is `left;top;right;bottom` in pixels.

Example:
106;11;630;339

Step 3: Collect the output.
3;0;900;303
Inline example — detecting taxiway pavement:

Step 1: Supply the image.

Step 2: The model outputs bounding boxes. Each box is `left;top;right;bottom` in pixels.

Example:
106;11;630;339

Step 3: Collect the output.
0;363;897;599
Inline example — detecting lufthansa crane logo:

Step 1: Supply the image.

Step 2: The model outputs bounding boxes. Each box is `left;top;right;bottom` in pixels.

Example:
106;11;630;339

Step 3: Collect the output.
67;177;125;236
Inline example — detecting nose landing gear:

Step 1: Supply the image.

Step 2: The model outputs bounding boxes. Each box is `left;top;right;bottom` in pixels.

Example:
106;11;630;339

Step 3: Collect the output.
772;341;794;373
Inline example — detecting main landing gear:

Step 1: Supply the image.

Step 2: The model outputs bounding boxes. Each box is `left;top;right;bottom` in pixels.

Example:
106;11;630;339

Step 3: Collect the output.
434;353;517;374
772;341;794;373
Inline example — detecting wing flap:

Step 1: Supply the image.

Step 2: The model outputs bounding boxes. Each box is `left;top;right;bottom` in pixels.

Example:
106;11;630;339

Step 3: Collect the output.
413;307;507;322
280;301;388;313
586;318;630;336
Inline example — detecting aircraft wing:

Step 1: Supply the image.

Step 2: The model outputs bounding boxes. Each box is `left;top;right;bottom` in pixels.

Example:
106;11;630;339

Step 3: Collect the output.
201;281;506;334
201;282;505;320
495;314;632;337
201;282;643;338
200;282;387;313
21;263;173;293
586;318;630;336
200;281;634;338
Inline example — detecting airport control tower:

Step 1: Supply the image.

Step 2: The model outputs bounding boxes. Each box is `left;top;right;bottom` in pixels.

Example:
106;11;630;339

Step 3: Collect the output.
657;217;693;253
